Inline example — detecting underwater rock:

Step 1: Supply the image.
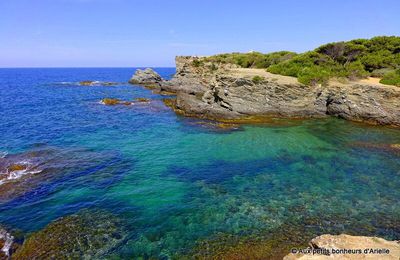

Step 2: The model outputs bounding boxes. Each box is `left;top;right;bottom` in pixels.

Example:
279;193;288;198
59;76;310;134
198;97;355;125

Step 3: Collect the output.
100;98;133;106
0;146;113;203
283;234;400;259
0;153;43;188
135;97;151;103
79;81;118;86
350;142;400;155
129;68;163;86
100;98;154;106
12;209;128;259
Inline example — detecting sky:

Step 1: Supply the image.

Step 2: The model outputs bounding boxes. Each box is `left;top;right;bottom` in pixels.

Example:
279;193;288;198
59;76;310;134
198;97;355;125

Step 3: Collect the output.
0;0;399;67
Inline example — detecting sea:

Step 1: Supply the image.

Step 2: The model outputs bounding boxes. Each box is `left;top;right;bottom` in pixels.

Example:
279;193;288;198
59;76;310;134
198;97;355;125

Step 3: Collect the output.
0;68;399;258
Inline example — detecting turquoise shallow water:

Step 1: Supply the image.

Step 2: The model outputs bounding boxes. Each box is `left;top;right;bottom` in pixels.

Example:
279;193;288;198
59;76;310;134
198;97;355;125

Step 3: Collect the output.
0;68;399;258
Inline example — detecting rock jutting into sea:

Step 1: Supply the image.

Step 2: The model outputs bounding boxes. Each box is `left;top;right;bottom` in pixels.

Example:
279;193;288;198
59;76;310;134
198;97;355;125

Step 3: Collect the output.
130;56;400;127
129;68;164;86
284;234;400;259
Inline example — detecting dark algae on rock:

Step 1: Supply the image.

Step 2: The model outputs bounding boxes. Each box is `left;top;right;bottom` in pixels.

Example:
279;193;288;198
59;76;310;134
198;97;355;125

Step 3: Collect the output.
12;209;128;259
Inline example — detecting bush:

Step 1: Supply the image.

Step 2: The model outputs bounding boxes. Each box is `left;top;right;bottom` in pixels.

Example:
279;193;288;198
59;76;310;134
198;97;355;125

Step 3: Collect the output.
252;76;265;84
192;59;203;67
343;61;369;80
380;69;400;86
298;66;330;85
370;68;395;78
204;36;400;85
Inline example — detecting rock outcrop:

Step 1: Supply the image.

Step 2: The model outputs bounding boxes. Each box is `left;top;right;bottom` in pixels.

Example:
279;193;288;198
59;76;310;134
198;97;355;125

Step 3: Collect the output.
129;68;164;86
155;56;400;126
284;234;400;259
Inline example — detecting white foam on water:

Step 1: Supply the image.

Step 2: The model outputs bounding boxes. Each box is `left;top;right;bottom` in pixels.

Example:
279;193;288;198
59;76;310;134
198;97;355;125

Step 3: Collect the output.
0;161;42;185
0;229;14;257
0;152;7;158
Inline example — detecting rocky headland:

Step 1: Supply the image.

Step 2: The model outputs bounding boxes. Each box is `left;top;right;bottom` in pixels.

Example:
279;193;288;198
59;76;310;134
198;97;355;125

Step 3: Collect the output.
130;56;400;127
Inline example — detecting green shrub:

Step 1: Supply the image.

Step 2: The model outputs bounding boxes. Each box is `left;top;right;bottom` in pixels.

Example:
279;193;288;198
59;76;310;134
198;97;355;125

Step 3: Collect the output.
370;68;395;78
252;75;265;84
298;66;330;85
343;61;369;80
192;59;203;67
380;69;400;86
205;36;400;85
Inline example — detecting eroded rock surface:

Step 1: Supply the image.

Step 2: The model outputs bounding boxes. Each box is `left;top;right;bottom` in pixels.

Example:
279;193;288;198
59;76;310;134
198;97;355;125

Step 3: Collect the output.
155;56;400;126
284;234;400;259
129;68;163;86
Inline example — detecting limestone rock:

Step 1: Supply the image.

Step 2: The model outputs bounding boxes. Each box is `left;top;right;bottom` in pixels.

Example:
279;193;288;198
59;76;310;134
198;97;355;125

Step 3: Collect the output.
284;234;400;259
129;68;163;86
161;56;400;126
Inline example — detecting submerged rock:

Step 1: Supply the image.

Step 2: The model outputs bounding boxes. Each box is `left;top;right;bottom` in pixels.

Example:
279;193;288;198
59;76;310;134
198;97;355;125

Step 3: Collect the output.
129;68;163;86
0;146;113;203
100;98;153;106
284;234;400;259
135;97;151;103
79;81;118;86
100;98;132;106
350;142;400;155
12;209;128;259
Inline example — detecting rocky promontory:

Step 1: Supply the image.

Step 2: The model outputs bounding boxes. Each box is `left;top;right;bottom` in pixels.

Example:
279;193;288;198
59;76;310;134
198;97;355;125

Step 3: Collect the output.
130;56;400;126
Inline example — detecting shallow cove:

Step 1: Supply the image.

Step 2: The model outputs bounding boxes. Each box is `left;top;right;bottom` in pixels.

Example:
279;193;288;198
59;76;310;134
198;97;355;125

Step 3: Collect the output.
0;68;399;258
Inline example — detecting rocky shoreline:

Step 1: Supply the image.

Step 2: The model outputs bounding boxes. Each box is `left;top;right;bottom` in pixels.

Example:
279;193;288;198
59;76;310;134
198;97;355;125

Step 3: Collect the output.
130;56;400;127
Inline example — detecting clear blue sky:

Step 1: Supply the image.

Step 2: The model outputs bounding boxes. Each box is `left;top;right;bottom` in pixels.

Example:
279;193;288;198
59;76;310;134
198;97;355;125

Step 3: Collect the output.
1;0;399;67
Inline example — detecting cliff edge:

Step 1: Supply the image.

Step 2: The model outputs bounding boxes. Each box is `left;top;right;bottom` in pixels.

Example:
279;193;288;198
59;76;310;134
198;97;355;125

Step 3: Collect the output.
131;56;400;126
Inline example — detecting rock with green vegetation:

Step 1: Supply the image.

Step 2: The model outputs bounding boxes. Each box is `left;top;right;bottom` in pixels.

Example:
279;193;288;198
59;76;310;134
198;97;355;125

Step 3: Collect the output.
252;75;265;84
380;69;400;87
155;36;400;126
158;58;400;127
12;209;128;259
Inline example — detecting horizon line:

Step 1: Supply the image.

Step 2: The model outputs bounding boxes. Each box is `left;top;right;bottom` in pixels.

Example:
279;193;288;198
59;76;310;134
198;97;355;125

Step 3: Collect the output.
0;66;176;69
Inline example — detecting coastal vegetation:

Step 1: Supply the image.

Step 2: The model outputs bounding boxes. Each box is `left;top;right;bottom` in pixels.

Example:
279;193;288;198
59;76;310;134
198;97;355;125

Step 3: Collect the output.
380;69;400;86
205;36;400;85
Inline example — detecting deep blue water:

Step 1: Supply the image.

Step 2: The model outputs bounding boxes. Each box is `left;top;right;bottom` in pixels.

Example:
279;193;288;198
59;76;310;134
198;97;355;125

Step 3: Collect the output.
0;68;399;258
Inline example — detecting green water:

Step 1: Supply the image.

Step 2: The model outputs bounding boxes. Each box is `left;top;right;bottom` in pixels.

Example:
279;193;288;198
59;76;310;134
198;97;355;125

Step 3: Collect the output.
0;68;399;258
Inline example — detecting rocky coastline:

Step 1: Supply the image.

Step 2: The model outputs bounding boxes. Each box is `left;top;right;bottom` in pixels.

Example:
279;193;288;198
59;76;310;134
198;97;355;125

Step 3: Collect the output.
130;56;400;127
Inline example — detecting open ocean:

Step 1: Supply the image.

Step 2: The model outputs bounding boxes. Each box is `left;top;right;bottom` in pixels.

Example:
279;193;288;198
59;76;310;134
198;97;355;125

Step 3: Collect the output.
0;68;399;258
